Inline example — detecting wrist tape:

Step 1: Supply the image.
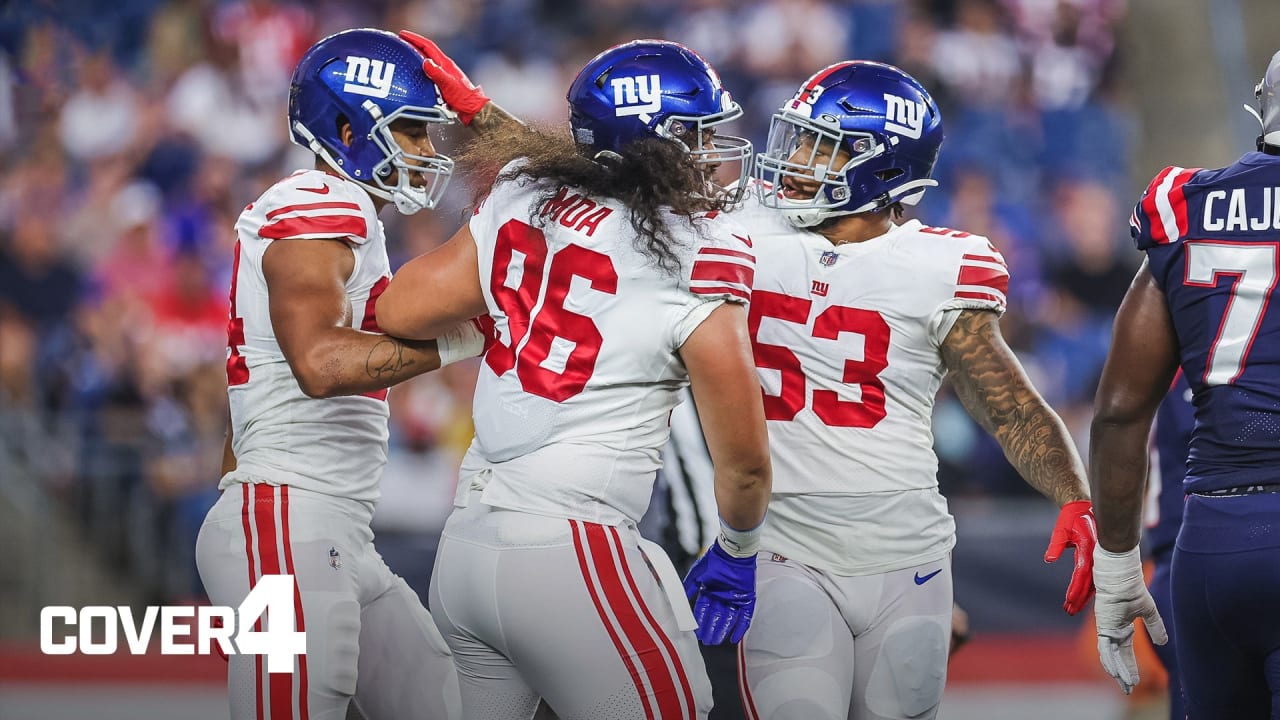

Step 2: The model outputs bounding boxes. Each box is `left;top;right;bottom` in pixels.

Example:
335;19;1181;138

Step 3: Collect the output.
437;319;486;367
718;514;765;558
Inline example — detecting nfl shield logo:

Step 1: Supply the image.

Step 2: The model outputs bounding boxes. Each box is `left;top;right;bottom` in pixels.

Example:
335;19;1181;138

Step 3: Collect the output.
820;251;839;267
329;546;342;570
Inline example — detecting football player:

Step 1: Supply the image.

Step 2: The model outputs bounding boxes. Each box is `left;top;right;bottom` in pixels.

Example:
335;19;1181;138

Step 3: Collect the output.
375;40;771;719
195;28;493;720
711;61;1097;720
1091;50;1280;717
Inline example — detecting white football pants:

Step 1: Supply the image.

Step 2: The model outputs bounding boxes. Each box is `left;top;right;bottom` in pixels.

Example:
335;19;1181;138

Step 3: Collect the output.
738;553;952;720
196;483;461;720
429;499;713;719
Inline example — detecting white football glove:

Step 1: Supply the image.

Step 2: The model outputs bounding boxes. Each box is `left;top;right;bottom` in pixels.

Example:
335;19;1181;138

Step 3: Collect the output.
1092;545;1168;694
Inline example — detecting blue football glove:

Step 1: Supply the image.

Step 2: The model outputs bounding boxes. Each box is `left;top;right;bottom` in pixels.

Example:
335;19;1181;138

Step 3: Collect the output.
682;540;757;645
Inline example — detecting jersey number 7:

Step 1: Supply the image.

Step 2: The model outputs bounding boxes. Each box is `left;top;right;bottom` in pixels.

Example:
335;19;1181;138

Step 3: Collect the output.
1184;241;1278;386
749;290;891;428
486;220;619;402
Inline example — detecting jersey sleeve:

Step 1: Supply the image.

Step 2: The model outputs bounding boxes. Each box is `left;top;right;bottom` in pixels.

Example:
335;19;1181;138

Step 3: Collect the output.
928;234;1010;346
685;216;755;304
1131;165;1201;250
256;175;371;245
671;216;756;347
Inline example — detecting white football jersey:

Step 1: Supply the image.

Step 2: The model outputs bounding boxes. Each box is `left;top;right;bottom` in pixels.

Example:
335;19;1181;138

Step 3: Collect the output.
735;194;1009;574
221;169;392;508
460;170;755;526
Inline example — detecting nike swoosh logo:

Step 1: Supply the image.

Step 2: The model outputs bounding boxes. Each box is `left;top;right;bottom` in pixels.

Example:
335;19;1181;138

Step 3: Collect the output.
914;569;943;585
731;233;752;248
299;184;331;195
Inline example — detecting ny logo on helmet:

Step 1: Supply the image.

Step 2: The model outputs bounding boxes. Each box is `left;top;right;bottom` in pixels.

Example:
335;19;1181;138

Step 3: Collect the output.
343;56;395;99
611;75;662;117
883;93;926;140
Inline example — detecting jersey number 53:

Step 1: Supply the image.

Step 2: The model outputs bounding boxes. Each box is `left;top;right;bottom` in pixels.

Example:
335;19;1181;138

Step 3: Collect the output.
749;290;890;428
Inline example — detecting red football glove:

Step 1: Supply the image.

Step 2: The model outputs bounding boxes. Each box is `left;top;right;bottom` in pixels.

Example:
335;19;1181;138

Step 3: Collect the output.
398;30;490;126
1044;500;1097;616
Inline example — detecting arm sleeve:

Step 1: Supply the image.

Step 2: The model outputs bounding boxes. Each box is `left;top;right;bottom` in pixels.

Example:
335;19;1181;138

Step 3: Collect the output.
685;217;754;305
671;218;756;348
928;235;1009;347
257;180;371;245
672;298;728;349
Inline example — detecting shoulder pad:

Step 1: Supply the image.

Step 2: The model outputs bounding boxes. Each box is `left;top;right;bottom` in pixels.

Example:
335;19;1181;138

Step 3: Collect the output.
1131;166;1202;249
257;171;371;243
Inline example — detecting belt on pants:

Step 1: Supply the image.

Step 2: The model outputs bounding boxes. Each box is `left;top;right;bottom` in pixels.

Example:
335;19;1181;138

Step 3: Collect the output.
1195;483;1280;497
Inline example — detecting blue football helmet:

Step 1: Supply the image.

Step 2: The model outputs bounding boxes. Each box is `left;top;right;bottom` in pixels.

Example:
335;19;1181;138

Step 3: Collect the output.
754;61;943;227
288;28;456;215
567;40;751;201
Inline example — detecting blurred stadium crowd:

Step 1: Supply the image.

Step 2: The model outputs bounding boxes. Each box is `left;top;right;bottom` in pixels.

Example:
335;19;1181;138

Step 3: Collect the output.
0;0;1133;603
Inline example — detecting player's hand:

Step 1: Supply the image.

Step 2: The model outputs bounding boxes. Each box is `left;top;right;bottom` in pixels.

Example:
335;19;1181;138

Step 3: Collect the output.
1044;499;1097;615
1093;545;1167;695
397;30;490;126
682;540;756;645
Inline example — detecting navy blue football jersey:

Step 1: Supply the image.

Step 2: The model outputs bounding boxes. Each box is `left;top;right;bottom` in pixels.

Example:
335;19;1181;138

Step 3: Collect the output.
1144;373;1193;555
1132;152;1280;493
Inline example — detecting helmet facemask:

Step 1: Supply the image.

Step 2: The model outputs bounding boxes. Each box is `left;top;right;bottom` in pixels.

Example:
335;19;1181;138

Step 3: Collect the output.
755;111;884;227
364;102;456;214
656;94;753;206
755;110;938;228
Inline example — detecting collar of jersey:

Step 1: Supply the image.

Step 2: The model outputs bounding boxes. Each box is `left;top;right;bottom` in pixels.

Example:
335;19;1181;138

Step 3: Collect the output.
807;218;917;253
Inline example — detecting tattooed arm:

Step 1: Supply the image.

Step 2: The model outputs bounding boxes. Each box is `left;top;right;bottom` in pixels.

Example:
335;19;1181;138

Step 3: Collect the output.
263;238;443;399
393;31;529;141
467;101;530;141
940;309;1090;506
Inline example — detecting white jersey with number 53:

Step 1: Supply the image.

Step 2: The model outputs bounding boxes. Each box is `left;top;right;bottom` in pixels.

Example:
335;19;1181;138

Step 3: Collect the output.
460;170;754;526
737;195;1009;574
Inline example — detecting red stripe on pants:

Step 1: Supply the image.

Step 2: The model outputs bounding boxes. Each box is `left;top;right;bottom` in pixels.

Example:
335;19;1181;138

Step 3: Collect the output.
606;526;696;717
279;486;309;720
583;523;688;719
252;484;294;720
241;484;265;720
569;520;656;720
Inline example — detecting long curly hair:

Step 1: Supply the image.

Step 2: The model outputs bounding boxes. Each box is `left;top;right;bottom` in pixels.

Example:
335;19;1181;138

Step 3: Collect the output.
459;129;732;275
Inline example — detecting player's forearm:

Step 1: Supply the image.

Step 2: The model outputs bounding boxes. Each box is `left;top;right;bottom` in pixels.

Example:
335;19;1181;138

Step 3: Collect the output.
375;308;467;344
468;101;528;139
1087;263;1179;552
1089;415;1151;552
942;310;1089;507
713;463;771;532
990;397;1091;507
291;328;441;398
